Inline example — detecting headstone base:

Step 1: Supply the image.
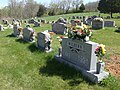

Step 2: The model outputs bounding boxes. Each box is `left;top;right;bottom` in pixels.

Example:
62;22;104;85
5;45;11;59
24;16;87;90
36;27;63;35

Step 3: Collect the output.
54;55;109;83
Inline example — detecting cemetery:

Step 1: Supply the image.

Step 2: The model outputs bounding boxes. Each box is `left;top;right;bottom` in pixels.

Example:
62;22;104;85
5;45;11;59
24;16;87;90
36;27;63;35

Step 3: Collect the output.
0;0;120;89
0;12;120;89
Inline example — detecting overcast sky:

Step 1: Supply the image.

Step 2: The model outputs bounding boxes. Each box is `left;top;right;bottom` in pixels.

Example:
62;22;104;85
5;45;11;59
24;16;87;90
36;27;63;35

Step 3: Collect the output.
0;0;98;8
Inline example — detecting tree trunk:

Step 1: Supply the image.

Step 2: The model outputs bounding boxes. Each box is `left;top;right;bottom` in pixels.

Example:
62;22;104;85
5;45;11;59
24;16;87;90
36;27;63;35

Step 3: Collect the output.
110;12;113;18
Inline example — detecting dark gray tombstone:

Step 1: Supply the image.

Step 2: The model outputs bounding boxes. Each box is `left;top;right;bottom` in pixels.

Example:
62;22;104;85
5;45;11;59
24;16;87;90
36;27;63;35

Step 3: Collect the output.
52;17;67;34
106;16;111;19
41;19;46;23
55;38;109;83
104;21;115;27
28;19;35;24
72;16;76;19
52;23;67;34
34;21;40;27
92;18;104;29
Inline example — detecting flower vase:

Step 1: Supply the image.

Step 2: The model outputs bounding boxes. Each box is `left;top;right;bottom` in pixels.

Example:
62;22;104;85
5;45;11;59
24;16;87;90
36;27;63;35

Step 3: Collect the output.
58;47;62;57
96;60;105;74
84;36;89;42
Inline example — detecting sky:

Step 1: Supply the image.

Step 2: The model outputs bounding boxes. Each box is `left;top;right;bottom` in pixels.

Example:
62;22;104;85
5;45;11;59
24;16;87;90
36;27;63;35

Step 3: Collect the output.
0;0;98;8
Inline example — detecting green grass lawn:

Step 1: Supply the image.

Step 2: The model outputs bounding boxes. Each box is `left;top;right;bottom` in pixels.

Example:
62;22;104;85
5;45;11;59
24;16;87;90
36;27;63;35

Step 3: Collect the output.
0;12;120;90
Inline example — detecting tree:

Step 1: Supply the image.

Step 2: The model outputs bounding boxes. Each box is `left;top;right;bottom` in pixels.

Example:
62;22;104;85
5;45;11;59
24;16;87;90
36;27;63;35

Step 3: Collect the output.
79;3;85;12
72;0;83;12
37;4;46;17
85;1;99;12
98;0;120;18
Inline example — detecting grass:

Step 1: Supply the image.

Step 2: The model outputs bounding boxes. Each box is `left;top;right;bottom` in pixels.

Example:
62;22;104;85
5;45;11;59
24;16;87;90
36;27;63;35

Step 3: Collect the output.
0;12;120;90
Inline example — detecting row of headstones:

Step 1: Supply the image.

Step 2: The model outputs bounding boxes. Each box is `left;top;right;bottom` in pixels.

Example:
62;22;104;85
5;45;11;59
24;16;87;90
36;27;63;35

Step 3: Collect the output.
92;20;115;29
71;15;120;20
12;24;52;52
11;17;110;83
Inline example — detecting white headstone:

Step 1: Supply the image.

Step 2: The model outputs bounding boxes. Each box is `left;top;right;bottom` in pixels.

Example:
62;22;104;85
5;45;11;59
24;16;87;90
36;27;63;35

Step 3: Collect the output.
0;24;4;31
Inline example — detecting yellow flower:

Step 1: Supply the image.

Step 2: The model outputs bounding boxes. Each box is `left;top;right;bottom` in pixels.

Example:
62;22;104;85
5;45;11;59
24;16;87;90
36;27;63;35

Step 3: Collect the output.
76;25;81;29
83;24;87;29
100;44;106;54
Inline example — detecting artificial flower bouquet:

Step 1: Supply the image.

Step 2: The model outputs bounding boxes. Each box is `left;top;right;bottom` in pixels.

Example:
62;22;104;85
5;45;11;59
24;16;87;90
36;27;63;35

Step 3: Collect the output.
94;18;103;22
95;44;106;60
68;25;92;41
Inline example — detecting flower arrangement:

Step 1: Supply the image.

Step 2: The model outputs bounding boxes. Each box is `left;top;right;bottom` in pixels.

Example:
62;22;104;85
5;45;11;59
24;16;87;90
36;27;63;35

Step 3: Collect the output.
94;18;103;22
68;25;92;41
95;44;106;60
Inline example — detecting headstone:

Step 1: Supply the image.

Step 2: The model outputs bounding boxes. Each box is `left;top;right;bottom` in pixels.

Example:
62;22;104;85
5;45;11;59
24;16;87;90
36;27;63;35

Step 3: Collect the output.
55;38;109;83
28;18;35;24
34;21;40;27
23;26;35;42
0;24;4;31
4;20;9;25
52;23;67;34
52;17;67;34
38;19;41;22
83;16;87;24
86;18;92;26
104;21;115;27
91;15;97;19
13;22;20;37
106;16;111;19
117;16;120;19
41;19;46;23
72;16;76;19
117;27;120;32
76;16;79;19
92;18;104;29
47;21;50;24
37;31;52;52
71;20;83;26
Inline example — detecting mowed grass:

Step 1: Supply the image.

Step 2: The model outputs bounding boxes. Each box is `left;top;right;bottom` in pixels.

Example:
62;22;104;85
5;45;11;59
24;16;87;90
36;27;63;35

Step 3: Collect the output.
0;12;120;90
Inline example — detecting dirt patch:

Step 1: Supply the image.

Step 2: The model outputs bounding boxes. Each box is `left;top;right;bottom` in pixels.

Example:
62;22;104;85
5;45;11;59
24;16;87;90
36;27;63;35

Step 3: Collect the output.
105;55;120;77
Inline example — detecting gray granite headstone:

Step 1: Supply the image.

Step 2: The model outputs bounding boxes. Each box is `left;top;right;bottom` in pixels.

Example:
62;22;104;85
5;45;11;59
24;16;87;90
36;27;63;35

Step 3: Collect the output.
92;20;104;29
13;24;20;36
104;21;115;27
37;31;52;52
37;32;46;50
52;23;67;34
23;27;35;42
55;38;109;83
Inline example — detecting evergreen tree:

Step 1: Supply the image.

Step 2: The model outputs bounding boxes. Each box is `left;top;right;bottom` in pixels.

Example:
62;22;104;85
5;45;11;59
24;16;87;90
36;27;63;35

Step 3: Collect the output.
79;3;85;12
98;0;120;18
37;4;46;17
